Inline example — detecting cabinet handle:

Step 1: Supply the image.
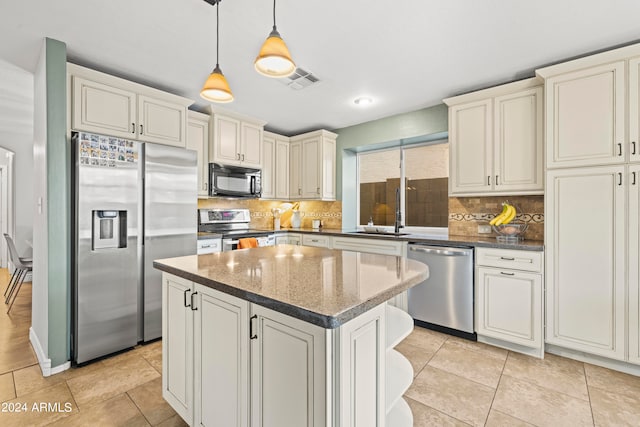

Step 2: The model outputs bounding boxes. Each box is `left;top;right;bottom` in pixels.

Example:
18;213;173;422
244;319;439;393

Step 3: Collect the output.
317;187;320;194
633;141;637;155
487;176;491;186
237;153;241;160
241;154;245;161
500;256;515;261
298;188;301;196
131;123;136;134
250;314;258;339
140;124;144;135
184;289;191;308
190;291;198;311
500;271;515;276
618;172;623;186
495;175;499;185
633;172;637;186
618;143;622;156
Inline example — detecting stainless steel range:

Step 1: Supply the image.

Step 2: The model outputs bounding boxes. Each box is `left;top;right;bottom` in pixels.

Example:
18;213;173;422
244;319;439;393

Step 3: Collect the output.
198;208;275;251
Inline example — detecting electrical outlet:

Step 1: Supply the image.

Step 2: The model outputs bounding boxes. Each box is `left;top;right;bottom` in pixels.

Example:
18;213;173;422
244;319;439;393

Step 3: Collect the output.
478;224;492;234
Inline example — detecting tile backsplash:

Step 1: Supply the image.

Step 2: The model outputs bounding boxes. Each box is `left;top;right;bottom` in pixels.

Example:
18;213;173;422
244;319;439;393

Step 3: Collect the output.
197;198;343;230
448;195;544;241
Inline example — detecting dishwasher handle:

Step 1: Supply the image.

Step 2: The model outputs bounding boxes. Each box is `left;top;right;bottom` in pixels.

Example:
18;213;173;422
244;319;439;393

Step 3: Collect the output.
408;245;472;257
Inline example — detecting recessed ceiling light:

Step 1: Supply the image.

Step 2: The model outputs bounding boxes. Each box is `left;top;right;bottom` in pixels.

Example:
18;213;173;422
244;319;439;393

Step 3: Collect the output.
354;96;373;106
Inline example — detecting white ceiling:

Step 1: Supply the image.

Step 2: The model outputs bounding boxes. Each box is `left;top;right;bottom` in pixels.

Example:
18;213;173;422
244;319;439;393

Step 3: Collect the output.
1;0;640;135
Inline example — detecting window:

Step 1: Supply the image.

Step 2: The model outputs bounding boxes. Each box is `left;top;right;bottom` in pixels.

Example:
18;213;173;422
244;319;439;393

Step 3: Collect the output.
358;141;449;230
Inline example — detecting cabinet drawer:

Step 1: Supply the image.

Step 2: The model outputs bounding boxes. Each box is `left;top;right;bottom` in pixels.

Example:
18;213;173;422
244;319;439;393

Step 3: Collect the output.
332;236;403;256
302;234;331;248
476;248;543;272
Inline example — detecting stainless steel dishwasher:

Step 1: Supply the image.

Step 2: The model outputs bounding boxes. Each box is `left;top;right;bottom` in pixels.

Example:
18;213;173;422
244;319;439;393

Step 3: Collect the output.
407;243;476;340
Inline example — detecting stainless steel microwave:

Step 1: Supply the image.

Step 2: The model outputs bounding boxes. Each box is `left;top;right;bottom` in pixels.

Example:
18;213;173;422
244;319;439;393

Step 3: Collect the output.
209;163;261;198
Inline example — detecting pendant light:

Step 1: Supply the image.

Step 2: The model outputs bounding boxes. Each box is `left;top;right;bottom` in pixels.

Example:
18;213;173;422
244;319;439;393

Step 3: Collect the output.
254;0;296;78
200;0;233;103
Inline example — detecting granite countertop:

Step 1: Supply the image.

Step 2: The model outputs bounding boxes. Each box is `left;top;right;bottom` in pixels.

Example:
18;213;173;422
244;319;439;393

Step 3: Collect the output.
154;245;428;329
271;228;545;251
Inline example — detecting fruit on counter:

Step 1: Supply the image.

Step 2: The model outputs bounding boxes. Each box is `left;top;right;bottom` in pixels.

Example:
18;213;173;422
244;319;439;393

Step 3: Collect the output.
490;202;517;226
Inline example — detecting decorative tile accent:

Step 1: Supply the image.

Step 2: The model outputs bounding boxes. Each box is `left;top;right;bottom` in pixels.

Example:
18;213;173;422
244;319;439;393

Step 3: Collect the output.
197;199;342;230
448;196;544;241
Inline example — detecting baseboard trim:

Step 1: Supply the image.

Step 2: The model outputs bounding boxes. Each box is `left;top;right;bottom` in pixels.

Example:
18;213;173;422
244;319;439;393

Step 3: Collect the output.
29;327;70;377
546;343;640;377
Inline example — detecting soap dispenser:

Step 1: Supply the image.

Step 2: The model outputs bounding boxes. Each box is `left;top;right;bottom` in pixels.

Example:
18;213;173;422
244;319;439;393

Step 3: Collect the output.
367;216;374;227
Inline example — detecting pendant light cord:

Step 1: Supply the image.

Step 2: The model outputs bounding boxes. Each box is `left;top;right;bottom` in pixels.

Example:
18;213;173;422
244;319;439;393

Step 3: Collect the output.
216;1;220;67
272;0;277;30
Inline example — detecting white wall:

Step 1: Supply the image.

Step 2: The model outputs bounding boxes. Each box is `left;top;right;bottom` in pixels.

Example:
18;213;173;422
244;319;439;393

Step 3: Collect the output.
0;58;34;257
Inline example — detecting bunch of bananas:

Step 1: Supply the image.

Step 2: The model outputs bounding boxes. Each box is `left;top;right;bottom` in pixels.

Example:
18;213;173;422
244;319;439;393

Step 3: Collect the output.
490;202;517;226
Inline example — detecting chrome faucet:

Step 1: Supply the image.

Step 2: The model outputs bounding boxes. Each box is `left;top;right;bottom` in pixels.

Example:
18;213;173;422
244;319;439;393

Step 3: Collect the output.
394;187;403;233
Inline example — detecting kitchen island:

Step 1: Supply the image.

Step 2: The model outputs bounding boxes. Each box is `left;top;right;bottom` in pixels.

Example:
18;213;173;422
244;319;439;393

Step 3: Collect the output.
154;245;428;427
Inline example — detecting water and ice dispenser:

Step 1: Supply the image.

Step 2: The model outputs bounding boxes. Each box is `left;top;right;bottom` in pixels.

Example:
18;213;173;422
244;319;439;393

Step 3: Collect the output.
92;210;127;250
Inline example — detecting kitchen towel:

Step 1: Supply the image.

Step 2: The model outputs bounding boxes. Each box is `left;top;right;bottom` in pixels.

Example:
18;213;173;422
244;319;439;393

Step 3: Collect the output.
238;237;258;249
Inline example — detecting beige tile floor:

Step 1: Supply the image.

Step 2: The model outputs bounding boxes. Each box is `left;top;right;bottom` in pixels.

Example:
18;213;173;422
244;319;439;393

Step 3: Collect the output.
1;268;640;426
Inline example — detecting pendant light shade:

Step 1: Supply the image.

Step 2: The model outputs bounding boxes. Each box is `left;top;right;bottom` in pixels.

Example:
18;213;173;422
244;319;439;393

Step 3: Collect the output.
255;0;296;78
200;0;233;103
201;65;234;103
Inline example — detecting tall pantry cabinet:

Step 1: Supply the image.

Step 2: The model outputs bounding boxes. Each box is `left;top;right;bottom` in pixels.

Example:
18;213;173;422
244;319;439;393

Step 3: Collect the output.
537;43;640;364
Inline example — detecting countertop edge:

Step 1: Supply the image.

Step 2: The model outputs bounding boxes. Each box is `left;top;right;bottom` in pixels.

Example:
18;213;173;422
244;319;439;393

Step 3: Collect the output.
154;258;427;329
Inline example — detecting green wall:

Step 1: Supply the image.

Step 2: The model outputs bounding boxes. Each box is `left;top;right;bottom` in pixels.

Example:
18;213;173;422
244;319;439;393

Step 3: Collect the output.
46;38;70;366
335;104;448;230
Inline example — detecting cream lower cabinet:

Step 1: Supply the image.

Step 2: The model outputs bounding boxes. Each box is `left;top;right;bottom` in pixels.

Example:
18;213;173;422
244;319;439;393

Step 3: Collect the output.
187;111;210;197
276;233;301;245
475;248;544;357
301;234;331;248
163;273;402;426
162;275;195;425
546;166;626;360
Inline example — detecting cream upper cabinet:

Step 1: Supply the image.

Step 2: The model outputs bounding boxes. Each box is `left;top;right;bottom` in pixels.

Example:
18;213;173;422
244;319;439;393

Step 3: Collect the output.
187;111;210;197
290;130;337;200
448;99;492;194
209;110;265;168
545;166;626;361
69;64;192;147
628;57;640;164
444;78;543;196
261;131;290;200
540;62;626;168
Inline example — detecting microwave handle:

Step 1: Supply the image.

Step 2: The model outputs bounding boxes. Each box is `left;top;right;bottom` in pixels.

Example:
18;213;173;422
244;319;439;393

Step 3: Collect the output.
250;175;256;194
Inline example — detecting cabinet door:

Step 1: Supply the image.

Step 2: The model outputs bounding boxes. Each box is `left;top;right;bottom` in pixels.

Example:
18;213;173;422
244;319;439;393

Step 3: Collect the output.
476;267;542;348
301;138;321;198
301;234;331;248
138;95;187;147
212;115;241;165
289;141;302;198
241;122;263;168
546;166;626;360
261;135;276;199
449;99;493;194
275;139;290;199
629;57;640;164
162;274;194;425
545;62;625;168
194;285;249;427
71;76;137;138
320;136;336;200
494;87;543;192
629;165;640;365
187;113;210;197
250;305;326;427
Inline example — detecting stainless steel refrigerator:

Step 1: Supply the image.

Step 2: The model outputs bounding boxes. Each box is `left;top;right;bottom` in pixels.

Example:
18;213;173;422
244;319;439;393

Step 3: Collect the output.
73;131;196;364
